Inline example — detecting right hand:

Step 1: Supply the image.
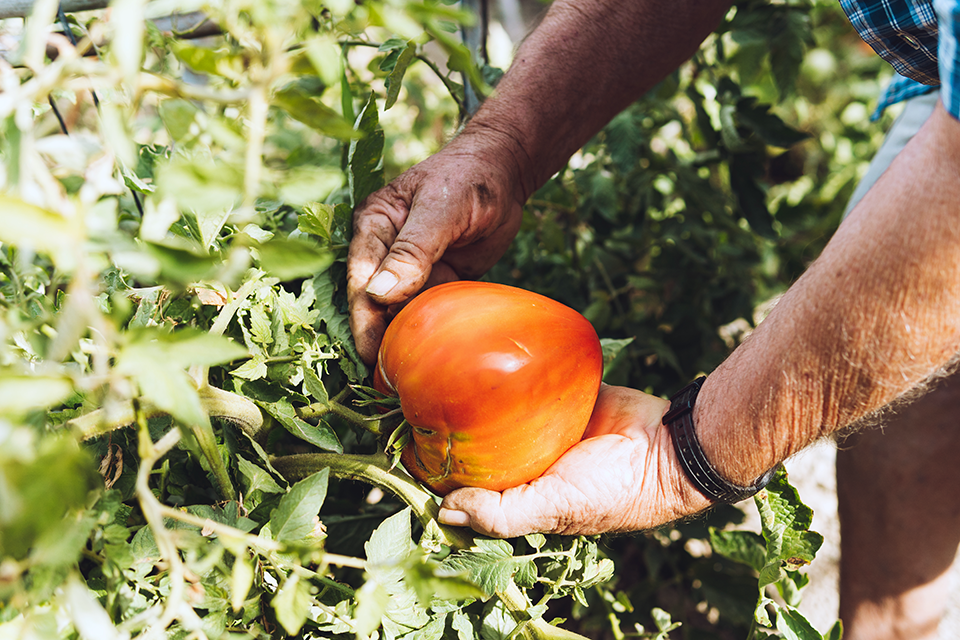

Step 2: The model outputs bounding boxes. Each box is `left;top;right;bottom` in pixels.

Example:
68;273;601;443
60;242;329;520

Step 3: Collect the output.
437;384;714;538
347;134;527;364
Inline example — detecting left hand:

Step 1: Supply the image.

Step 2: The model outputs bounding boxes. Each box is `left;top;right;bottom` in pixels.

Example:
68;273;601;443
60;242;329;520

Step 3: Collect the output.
437;384;713;537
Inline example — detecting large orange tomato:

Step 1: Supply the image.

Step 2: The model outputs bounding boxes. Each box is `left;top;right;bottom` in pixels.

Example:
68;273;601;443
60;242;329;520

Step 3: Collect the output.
374;281;603;495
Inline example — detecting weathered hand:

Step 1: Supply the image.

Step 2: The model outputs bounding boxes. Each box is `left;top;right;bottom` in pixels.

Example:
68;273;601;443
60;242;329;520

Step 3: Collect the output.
436;384;713;537
347;134;527;364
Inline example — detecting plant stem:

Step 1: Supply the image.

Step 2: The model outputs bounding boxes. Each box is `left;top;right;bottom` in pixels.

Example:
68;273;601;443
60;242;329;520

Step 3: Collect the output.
270;451;592;640
65;385;264;441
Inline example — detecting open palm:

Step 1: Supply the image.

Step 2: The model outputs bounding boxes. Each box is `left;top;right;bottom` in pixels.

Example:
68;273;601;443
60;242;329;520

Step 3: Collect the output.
438;385;712;537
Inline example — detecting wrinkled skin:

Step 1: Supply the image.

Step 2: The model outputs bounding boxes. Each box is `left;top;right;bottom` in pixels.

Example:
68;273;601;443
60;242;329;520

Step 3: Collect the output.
437;384;712;538
347;137;526;365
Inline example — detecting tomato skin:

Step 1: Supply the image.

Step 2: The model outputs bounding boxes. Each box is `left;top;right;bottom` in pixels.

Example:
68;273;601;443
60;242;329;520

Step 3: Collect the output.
375;281;603;495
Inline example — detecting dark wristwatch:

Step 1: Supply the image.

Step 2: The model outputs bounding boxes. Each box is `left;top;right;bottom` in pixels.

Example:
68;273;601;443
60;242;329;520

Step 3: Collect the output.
663;377;779;504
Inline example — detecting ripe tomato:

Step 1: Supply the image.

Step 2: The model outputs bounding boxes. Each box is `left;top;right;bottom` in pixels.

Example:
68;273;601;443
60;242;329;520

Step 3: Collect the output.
374;281;603;495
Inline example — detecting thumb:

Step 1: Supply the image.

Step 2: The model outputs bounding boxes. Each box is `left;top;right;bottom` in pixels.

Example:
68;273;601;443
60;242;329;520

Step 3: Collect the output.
365;220;453;305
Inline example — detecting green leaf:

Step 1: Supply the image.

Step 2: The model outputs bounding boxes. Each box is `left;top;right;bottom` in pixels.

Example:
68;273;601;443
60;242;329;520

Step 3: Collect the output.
736;97;810;148
236;456;284;495
155;155;244;216
349;94;385;207
273;86;357;139
730;153;776;239
756;467;824;572
256;237;335;282
365;509;431;630
144;241;220;283
366;507;417;578
776;607;822;640
354;579;392;637
600;337;633;374
258;396;342;452
408;560;485;606
230;551;254;612
272;573;313;635
0;375;73;417
384;42;417;110
0;195;77;270
440;538;532;597
301;365;329;404
275;166;344;206
709;528;766;572
158;99;199;141
825;620;844;640
173;42;245;79
0;432;101;559
269;467;329;543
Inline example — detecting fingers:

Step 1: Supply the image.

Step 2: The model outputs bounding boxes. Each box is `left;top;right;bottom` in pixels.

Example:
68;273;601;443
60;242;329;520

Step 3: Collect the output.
438;482;576;539
346;154;524;365
438;434;652;537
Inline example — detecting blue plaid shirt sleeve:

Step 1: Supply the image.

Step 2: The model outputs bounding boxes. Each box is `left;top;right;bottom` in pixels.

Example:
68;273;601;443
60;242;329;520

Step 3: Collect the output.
873;74;938;119
936;0;960;119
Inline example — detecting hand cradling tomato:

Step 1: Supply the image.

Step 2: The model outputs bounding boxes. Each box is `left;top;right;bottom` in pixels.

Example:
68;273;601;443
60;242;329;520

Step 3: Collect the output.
374;281;603;495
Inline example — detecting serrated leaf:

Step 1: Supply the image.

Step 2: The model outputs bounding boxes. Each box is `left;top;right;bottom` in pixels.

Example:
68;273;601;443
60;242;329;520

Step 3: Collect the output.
269;468;329;543
259;397;342;452
709;528;766;572
365;507;417;581
349;94;385;207
776;607;822;640
756;468;824;570
440;538;529;597
256;237;335;282
236;456;284;495
384;42;416;109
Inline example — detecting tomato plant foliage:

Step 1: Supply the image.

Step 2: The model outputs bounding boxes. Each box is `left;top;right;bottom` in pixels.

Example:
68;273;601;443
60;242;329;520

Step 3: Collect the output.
0;0;891;638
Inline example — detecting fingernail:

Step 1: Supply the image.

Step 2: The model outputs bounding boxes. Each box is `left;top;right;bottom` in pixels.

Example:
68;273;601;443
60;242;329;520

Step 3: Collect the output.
366;271;399;298
438;508;470;527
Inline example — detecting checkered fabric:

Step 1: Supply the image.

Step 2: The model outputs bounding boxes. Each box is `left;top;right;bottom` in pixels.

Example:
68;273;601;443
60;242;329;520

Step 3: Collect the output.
839;0;960;119
874;74;937;119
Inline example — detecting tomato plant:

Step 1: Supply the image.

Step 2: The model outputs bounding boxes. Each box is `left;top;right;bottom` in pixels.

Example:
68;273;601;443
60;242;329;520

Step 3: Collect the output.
0;0;874;637
375;281;603;495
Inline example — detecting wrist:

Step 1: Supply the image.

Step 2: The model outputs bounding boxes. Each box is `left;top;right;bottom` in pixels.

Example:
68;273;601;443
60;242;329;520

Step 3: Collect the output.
669;377;779;503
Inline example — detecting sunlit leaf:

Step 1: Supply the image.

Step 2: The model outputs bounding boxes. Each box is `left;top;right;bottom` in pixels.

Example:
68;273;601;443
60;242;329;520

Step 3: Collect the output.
270;467;329;543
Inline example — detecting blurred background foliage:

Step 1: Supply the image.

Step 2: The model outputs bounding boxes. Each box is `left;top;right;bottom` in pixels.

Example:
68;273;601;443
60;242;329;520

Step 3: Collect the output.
0;0;897;637
487;0;898;397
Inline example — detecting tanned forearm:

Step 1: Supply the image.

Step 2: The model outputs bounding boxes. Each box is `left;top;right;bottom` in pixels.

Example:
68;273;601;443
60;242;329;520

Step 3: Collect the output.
457;0;733;202
694;101;960;486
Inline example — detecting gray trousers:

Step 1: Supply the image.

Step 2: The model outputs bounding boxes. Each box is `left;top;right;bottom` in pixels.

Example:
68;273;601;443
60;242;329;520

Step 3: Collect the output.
843;90;940;217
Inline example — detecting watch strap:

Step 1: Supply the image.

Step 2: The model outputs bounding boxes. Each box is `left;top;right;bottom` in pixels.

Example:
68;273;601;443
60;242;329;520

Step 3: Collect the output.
663;377;778;504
